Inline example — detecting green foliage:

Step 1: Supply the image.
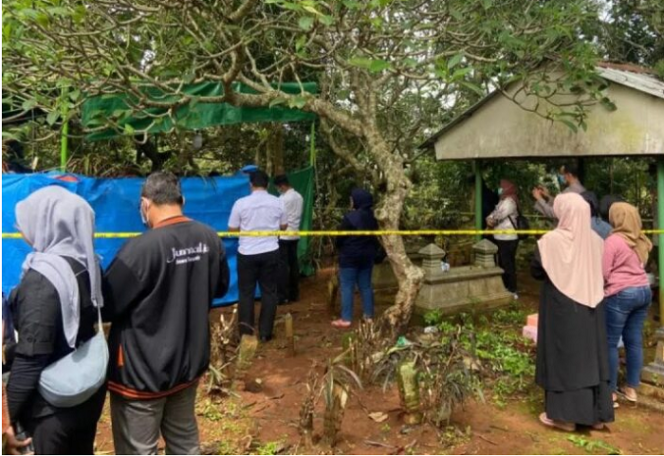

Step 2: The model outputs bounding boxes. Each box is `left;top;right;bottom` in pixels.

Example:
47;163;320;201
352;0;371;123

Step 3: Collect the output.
655;59;664;81
255;440;284;456
567;435;622;455
427;307;535;407
593;1;664;67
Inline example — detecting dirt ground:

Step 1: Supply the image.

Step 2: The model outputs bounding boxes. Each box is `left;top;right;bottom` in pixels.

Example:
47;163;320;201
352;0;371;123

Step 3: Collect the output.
94;268;664;455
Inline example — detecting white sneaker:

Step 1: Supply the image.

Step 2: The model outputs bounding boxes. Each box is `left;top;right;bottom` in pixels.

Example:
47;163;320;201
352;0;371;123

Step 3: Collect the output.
513;293;519;300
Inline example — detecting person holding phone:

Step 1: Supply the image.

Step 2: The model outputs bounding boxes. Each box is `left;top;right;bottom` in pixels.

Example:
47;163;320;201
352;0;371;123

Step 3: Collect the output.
532;163;586;221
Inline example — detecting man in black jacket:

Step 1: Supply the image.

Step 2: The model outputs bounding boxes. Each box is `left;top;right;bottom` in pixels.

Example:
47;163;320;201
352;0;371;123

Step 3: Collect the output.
103;172;230;455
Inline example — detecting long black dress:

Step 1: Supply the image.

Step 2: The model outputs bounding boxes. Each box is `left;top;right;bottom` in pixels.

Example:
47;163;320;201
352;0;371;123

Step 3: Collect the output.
531;246;614;426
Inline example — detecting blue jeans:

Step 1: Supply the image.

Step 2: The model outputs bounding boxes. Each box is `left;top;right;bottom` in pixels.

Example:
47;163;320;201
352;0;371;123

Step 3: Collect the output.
605;286;652;391
340;266;374;322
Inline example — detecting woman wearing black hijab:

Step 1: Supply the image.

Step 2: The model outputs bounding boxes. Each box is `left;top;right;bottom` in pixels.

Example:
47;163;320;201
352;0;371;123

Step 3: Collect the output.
332;189;380;328
599;195;625;222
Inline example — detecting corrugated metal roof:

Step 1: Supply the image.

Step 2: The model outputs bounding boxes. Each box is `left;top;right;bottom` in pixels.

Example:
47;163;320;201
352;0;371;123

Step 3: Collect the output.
596;66;664;100
420;64;664;149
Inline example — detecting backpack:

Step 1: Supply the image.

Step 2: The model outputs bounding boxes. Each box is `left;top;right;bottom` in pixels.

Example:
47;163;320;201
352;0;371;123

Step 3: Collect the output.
509;211;530;240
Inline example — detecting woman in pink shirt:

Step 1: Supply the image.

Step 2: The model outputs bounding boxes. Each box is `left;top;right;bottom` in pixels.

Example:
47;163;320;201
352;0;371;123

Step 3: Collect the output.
603;203;653;406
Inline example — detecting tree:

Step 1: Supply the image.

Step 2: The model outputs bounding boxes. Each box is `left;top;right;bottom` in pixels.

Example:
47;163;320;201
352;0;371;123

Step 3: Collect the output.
594;0;664;69
3;0;608;331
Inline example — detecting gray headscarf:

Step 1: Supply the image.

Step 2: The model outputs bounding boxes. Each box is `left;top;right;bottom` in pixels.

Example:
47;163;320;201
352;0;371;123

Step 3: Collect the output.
16;185;103;348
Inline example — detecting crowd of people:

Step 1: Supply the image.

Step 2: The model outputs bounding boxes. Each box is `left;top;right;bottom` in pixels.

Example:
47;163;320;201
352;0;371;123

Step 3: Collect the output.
0;163;656;453
1;168;382;454
483;163;654;431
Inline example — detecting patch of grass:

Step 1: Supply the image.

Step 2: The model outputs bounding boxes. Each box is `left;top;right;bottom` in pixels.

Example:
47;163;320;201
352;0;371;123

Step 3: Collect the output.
423;309;444;326
567;435;621;455
439;425;472;450
471;325;535;404
381;423;391;433
429;307;536;406
199;399;225;422
255;440;284;455
491;306;528;326
217;440;240;455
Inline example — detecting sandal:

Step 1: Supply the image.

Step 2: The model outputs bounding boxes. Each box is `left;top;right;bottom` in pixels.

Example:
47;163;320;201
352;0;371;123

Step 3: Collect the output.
618;387;638;403
539;413;576;432
331;319;352;329
612;393;620;409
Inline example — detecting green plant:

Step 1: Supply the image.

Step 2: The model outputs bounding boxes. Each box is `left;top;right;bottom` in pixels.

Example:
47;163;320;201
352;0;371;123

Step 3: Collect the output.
491;307;528;326
424;309;444;327
654;59;664;81
567;436;621;455
255;440;284;456
199;399;224;422
216;440;239;455
431;309;535;406
371;323;483;428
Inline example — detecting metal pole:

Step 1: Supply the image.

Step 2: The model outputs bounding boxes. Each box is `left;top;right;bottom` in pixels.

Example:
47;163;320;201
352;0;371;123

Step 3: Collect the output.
642;156;664;389
60;88;69;172
309;122;316;168
658;158;664;322
60;119;69;172
474;160;482;241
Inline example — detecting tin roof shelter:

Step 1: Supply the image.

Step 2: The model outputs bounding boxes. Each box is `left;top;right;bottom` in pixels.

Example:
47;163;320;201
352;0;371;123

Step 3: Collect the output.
422;63;664;158
422;62;664;391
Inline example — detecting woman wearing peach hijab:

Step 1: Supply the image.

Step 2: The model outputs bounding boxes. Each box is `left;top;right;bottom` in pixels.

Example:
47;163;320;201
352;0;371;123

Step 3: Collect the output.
531;193;613;432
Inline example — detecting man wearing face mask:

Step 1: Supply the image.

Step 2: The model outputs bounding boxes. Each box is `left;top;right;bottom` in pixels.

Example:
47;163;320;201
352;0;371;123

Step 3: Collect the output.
532;163;586;221
103;172;230;455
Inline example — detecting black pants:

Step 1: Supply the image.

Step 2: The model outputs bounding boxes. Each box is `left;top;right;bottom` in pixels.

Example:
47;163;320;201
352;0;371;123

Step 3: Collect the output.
24;386;106;455
495;239;519;294
278;240;300;302
238;250;279;338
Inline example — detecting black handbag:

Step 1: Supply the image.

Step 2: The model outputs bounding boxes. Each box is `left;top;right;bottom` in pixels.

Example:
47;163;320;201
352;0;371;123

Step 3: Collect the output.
509;211;530;240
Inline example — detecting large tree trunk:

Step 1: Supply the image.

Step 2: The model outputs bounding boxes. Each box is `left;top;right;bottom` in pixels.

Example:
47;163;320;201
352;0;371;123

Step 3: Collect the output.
365;129;424;334
266;123;284;176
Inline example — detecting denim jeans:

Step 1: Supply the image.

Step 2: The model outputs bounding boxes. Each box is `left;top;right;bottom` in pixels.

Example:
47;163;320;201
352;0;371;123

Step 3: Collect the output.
339;266;374;322
605;286;652;391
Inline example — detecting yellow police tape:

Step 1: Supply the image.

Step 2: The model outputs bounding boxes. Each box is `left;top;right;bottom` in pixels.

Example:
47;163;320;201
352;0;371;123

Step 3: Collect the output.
2;229;663;239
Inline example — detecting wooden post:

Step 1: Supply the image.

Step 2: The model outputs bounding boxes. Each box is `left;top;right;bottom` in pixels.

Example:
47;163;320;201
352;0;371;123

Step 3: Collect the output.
397;361;423;425
284;313;295;357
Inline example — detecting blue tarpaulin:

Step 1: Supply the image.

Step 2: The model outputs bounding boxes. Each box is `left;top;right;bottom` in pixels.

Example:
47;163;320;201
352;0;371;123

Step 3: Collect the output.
2;173;250;306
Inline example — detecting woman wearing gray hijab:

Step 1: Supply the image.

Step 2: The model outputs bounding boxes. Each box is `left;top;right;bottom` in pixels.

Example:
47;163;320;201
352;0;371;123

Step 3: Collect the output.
6;185;106;455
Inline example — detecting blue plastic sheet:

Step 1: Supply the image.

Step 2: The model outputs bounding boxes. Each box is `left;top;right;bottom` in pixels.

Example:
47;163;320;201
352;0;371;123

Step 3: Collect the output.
2;173;251;306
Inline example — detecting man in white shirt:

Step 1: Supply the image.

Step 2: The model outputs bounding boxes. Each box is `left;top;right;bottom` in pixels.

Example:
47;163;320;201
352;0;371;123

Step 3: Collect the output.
228;170;288;342
274;175;304;304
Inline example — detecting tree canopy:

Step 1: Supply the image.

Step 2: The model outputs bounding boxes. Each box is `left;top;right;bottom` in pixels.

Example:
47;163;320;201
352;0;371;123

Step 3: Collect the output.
5;0;654;329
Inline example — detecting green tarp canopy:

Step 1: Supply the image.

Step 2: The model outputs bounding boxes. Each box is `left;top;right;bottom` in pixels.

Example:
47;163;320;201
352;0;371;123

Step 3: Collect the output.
81;81;318;141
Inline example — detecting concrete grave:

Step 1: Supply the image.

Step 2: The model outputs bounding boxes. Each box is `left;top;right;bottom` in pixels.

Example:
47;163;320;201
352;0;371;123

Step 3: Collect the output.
413;240;513;318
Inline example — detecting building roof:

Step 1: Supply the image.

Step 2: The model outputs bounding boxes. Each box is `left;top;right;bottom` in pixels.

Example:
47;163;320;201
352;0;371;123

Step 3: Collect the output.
421;64;664;150
596;63;664;100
